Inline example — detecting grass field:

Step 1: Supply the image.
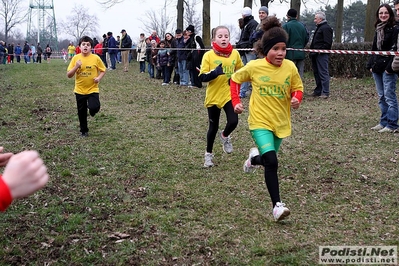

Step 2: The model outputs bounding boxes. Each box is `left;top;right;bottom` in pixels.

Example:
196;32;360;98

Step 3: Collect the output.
0;59;398;265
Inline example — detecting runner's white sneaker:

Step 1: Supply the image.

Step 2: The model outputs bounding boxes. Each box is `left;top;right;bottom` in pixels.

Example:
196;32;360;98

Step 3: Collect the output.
203;152;214;168
220;132;233;154
243;147;259;173
273;202;290;221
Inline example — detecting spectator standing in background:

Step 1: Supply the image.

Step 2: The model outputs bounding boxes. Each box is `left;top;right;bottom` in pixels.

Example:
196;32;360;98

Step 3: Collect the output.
101;34;108;68
120;29;132;72
309;11;333;98
235;7;258;98
15;43;22;63
145;38;154;78
36;43;43;63
7;43;14;64
149;31;160;44
30;43;36;63
368;4;399;132
283;8;309;79
23;41;30;63
107;31;117;70
136;33;146;73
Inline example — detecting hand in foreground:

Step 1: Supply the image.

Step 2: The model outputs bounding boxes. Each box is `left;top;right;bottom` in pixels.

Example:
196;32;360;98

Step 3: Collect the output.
2;151;49;199
234;103;244;114
291;97;300;109
0;147;13;167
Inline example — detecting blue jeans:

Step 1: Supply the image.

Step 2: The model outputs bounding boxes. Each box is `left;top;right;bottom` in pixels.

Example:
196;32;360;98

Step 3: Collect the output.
311;53;330;96
139;61;145;72
178;60;189;85
161;65;170;83
291;59;304;80
24;53;30;63
240;52;256;97
109;53;116;69
372;72;399;130
147;63;154;78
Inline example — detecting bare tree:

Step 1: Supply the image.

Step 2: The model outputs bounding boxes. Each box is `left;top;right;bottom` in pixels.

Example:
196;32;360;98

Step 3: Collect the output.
203;0;211;46
364;0;379;42
95;0;125;8
184;0;202;34
0;0;28;43
59;4;98;44
141;9;174;39
335;0;343;42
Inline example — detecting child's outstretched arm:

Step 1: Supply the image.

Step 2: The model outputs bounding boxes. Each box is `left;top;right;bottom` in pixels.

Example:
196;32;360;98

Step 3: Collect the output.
291;91;303;110
230;79;244;114
67;59;82;78
199;63;224;82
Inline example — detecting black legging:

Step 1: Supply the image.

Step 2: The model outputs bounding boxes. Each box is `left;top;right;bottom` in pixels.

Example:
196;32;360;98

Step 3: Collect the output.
206;101;238;153
75;93;100;133
252;151;280;207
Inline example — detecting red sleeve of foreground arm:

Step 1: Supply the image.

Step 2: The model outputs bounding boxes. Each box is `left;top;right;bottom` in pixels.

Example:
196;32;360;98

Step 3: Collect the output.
0;175;12;212
291;90;303;103
230;79;241;108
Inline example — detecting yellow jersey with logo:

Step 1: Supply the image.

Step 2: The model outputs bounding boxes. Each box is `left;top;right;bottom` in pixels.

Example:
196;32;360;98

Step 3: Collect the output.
199;49;243;108
67;53;106;95
231;58;303;138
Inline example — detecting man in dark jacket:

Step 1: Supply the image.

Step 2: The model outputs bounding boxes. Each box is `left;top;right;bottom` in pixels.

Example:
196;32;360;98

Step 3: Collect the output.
309;11;333;98
101;34;108;68
236;7;258;98
283;8;309;80
120;29;132;72
107;32;117;70
23;41;30;63
7;43;14;63
177;30;189;86
36;43;43;63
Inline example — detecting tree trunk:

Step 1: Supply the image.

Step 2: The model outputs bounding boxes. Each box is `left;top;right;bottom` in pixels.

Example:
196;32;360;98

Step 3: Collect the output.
335;0;344;42
290;0;301;19
244;0;252;8
364;0;379;42
260;0;271;7
203;0;211;47
176;0;184;31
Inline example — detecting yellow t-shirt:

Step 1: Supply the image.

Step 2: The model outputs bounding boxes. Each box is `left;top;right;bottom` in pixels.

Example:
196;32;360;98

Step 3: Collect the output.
68;45;76;55
199;49;243;108
231;58;303;138
67;53;106;95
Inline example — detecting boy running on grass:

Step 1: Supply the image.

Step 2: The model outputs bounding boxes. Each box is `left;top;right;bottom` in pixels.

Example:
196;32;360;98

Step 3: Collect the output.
67;36;106;137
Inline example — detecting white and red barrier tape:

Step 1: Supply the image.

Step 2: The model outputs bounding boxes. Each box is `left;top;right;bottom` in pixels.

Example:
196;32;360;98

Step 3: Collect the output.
4;47;399;56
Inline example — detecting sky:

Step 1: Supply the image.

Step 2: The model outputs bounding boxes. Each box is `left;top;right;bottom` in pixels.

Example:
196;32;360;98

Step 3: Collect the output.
18;0;365;44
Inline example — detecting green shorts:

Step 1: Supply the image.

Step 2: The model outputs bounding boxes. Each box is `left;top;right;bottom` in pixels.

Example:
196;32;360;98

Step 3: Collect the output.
250;129;282;155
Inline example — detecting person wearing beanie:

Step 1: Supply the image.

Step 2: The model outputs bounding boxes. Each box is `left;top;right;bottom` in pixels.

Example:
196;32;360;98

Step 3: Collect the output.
236;6;258;98
185;24;205;88
259;6;269;16
250;6;269;47
283;8;309;80
198;25;244;167
230;16;303;222
309;11;333;99
242;6;252;17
